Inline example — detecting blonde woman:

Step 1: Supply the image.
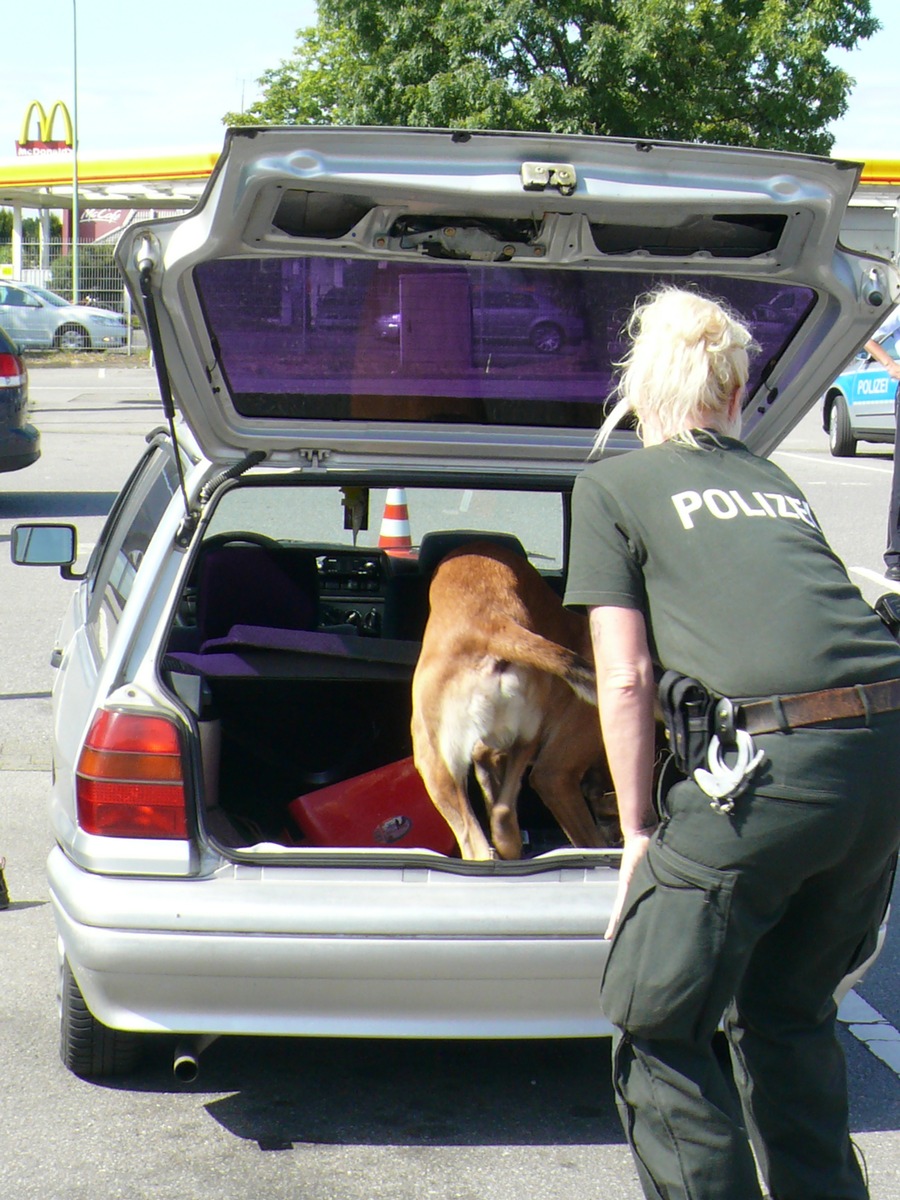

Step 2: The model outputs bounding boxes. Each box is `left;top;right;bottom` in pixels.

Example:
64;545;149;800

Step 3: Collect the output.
565;288;900;1200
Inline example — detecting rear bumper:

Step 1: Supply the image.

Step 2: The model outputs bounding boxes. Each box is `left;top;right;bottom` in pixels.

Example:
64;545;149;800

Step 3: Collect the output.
48;846;616;1038
0;423;40;472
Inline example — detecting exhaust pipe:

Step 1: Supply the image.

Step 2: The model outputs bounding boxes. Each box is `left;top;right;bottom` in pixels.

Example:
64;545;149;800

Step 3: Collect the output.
173;1034;219;1082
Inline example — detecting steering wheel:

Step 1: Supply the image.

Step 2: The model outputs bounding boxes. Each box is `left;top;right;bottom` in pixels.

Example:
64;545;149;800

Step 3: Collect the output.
200;531;282;553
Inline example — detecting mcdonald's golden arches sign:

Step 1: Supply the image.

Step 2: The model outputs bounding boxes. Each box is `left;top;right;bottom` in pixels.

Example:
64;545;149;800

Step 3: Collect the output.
16;100;74;156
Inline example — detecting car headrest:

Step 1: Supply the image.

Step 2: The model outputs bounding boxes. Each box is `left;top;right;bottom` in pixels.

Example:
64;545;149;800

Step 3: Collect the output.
196;543;319;641
416;530;527;577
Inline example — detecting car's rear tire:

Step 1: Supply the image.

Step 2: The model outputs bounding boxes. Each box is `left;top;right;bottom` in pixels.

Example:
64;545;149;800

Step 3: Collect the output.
60;957;144;1078
530;321;564;354
54;324;90;351
828;396;857;457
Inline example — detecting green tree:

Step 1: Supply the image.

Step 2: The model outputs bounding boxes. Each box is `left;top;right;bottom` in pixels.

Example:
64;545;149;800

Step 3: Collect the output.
223;0;878;154
51;242;124;311
0;210;63;242
0;210;64;267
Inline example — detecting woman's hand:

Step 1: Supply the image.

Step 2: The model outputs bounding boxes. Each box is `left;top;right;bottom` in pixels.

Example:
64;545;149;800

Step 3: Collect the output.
606;828;656;939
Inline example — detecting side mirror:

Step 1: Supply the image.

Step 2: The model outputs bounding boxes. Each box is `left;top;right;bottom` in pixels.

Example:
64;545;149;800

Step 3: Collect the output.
10;523;83;579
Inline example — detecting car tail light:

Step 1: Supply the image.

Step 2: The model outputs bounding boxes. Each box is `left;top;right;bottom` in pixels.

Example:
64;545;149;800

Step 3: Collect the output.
76;710;189;838
0;351;25;387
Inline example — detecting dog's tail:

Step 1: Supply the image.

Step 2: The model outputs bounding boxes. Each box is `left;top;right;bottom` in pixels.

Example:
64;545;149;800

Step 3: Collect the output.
491;625;597;707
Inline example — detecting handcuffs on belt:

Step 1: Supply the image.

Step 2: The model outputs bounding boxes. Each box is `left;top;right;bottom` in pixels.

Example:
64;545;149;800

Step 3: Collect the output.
657;673;764;815
694;696;765;814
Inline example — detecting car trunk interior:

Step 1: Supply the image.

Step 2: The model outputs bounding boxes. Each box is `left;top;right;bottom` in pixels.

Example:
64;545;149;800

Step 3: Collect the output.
161;481;618;859
168;657;607;859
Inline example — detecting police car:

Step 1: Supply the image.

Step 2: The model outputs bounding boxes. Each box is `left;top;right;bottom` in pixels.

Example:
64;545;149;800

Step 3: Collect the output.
822;324;899;456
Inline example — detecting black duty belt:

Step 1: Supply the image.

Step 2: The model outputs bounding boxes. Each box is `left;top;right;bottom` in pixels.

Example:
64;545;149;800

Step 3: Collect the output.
736;678;900;735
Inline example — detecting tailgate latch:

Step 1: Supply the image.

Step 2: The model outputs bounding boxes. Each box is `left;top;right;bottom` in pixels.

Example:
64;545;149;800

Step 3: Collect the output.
299;448;331;470
521;162;577;196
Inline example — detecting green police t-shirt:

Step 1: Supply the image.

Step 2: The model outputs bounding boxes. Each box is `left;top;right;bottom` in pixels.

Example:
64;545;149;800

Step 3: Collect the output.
564;433;900;697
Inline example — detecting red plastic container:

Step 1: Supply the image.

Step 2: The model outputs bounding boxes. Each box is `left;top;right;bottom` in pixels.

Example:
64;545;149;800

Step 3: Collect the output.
287;757;458;855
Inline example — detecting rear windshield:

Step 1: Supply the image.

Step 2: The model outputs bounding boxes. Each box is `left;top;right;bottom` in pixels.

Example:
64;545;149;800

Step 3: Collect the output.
194;258;814;429
206;484;566;571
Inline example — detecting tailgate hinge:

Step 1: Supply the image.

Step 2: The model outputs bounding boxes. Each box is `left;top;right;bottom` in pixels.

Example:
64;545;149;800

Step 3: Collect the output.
520;161;577;196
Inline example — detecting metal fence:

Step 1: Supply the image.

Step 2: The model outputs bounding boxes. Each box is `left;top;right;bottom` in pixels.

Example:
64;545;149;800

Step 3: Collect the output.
1;237;132;314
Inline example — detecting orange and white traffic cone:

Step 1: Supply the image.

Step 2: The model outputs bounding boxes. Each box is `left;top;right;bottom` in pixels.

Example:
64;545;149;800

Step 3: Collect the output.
378;487;413;554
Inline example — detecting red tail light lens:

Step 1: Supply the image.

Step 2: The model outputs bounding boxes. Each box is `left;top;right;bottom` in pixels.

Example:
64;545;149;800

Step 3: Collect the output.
76;710;188;838
0;352;25;386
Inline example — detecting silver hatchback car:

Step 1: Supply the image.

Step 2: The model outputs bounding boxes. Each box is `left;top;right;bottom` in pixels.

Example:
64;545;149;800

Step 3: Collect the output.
0;280;127;351
11;127;899;1080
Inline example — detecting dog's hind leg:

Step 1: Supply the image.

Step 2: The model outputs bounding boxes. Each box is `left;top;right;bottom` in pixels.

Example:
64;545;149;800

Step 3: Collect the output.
473;740;533;860
411;676;497;859
412;735;495;861
530;709;606;850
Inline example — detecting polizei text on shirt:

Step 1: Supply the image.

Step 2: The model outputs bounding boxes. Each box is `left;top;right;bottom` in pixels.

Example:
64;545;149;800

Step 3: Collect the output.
671;489;820;531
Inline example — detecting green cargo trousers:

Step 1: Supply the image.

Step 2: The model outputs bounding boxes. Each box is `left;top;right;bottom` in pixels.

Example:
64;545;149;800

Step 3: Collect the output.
600;712;900;1200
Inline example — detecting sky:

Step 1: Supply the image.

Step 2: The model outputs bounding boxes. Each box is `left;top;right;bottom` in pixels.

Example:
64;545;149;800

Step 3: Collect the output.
0;0;897;162
1;0;318;160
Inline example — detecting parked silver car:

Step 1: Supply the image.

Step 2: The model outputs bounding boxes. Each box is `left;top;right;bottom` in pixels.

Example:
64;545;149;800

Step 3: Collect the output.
11;127;898;1080
374;284;585;353
0;280;127;351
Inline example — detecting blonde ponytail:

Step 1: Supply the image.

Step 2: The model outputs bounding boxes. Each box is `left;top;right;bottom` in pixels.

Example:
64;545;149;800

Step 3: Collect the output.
592;288;757;455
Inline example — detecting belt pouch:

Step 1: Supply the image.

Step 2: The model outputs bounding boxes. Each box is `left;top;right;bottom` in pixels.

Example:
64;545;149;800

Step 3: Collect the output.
874;593;900;640
657;670;716;775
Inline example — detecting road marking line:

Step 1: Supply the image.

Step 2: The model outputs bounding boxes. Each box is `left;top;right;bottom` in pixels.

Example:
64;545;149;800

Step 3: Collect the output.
838;990;900;1077
849;566;900;591
774;450;892;476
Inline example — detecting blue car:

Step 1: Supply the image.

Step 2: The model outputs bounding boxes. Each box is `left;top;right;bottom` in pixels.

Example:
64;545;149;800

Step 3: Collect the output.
822;325;899;456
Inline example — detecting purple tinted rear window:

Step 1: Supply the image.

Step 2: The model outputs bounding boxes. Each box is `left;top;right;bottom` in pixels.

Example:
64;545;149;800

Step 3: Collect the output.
194;259;813;428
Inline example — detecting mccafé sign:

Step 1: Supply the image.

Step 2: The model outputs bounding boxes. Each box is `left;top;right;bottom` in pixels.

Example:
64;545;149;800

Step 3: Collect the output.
16;100;74;156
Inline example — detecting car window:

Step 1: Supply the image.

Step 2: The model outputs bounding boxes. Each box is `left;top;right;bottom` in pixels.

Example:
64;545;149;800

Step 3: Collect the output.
25;285;68;307
84;445;181;659
194;257;815;432
205;483;566;571
0;286;28;307
478;290;530;308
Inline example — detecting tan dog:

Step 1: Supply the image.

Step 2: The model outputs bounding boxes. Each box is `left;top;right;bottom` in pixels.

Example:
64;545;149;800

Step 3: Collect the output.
411;542;616;860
